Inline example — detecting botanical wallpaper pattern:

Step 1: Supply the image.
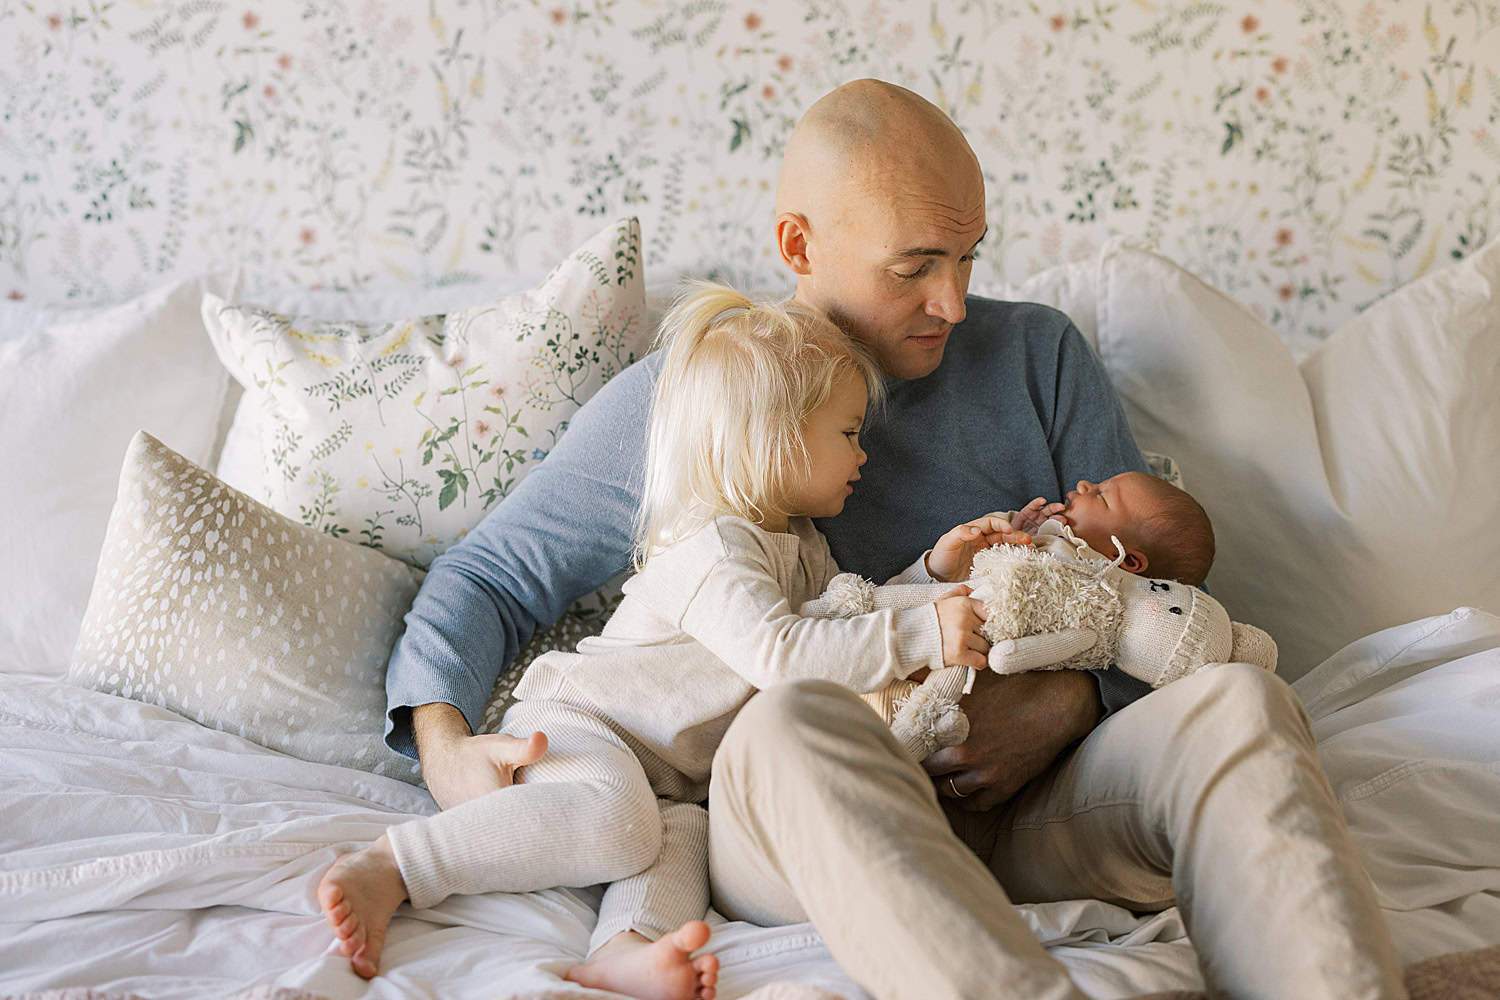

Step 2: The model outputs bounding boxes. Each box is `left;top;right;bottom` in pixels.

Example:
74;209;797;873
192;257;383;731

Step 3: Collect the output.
3;0;1498;358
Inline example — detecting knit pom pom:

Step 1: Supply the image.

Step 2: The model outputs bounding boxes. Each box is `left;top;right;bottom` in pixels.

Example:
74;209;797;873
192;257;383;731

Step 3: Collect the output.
891;683;969;761
1230;621;1278;673
821;572;877;617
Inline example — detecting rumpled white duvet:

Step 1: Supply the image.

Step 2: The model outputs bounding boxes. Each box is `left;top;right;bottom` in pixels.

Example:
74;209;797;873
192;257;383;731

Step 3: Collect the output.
4;608;1499;999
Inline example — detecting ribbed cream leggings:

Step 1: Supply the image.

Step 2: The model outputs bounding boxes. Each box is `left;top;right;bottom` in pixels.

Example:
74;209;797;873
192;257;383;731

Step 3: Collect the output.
386;699;708;954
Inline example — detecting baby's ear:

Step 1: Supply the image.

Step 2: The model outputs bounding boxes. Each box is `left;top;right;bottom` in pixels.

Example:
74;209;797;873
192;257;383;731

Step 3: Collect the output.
1120;548;1149;575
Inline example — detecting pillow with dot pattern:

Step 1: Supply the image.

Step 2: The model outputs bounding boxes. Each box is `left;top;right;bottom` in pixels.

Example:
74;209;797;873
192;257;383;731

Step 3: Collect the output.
69;431;426;783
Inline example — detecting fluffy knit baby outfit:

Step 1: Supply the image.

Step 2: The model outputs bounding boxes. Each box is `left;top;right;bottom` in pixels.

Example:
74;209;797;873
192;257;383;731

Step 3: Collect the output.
803;522;1277;761
385;515;944;951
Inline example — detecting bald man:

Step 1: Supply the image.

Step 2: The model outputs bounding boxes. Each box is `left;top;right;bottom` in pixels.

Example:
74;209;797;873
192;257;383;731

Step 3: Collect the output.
384;81;1405;998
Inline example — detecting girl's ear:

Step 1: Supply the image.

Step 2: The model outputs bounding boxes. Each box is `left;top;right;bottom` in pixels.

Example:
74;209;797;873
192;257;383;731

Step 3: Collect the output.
775;212;813;275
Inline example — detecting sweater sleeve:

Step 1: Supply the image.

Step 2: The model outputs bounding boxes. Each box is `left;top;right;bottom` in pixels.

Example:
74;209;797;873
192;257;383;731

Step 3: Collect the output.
677;532;942;694
382;353;662;758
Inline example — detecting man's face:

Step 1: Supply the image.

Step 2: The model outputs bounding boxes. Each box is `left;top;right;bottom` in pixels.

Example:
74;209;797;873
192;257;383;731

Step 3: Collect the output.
802;168;987;380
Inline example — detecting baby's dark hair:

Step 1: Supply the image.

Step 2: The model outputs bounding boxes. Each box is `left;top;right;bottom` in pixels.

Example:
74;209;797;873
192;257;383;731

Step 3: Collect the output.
1133;480;1215;586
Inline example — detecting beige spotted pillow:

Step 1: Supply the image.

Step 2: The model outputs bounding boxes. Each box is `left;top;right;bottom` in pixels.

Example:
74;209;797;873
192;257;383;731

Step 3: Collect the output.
70;431;426;783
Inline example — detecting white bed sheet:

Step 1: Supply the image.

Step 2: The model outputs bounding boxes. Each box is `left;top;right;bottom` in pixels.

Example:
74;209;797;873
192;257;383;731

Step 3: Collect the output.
3;608;1498;998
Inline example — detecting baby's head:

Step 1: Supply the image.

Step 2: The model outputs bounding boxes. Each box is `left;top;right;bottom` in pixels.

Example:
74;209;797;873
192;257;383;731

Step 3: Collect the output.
635;281;884;563
1058;472;1215;586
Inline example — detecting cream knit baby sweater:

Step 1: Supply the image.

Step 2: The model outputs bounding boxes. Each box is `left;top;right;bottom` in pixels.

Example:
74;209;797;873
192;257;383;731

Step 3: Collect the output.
514;515;945;800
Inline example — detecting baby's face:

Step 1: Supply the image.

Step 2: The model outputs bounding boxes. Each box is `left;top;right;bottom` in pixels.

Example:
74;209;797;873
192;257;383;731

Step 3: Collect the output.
1058;472;1165;557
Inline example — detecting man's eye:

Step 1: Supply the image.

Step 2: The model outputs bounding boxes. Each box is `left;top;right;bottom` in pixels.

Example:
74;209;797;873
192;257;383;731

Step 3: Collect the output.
893;264;928;280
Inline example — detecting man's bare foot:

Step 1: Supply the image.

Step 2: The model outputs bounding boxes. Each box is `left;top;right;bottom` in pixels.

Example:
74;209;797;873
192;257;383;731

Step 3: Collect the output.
317;835;409;979
565;922;719;1000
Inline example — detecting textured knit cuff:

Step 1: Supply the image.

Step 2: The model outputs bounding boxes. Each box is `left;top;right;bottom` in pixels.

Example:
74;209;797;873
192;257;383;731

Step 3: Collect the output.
888;550;942;585
891;603;944;678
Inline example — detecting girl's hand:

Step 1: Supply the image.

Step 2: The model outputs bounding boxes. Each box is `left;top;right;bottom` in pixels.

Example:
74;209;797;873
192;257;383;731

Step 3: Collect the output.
926;514;1031;583
1009;497;1066;534
936;585;990;671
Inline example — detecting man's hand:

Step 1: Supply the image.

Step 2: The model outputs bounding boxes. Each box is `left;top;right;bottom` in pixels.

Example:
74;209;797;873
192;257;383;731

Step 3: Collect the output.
1008;497;1066;534
922;668;1101;811
412;701;548;811
926;513;1031;583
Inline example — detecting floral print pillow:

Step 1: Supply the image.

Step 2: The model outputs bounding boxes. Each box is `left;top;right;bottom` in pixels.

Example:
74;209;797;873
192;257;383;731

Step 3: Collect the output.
204;218;647;568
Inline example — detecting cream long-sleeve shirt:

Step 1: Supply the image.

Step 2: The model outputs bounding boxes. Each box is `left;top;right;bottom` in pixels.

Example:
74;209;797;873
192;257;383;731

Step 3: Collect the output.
514;515;945;797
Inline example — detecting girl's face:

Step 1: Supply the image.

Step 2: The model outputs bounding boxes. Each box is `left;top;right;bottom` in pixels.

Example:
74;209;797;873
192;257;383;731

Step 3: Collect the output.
784;371;869;520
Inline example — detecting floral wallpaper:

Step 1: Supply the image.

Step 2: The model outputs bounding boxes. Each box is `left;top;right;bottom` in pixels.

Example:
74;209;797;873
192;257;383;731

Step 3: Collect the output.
2;0;1497;357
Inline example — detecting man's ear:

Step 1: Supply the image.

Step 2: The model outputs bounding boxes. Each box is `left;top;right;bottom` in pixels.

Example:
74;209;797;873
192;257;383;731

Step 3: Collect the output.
1121;549;1149;575
775;212;813;275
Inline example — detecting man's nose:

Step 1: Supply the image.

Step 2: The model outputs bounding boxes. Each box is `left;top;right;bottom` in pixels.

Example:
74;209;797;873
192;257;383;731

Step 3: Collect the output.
926;273;967;325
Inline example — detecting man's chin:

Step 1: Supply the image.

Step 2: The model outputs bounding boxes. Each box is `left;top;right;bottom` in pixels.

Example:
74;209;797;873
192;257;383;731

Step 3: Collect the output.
887;345;947;380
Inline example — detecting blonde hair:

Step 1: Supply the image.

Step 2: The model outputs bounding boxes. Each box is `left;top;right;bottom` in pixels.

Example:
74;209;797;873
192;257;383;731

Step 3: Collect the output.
634;281;884;567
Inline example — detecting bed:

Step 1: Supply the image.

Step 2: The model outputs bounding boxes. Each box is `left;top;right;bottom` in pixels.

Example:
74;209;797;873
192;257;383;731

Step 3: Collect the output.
4;2;1500;996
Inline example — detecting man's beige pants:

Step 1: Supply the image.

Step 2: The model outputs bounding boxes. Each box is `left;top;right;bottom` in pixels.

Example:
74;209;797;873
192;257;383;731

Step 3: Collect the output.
708;663;1406;1000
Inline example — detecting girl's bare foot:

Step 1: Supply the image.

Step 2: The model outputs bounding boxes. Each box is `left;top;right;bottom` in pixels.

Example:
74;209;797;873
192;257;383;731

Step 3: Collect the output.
565;922;719;1000
317;835;409;979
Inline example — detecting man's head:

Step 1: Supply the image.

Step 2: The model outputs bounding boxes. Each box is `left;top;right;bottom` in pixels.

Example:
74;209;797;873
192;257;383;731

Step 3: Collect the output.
1059;472;1215;586
775;79;986;380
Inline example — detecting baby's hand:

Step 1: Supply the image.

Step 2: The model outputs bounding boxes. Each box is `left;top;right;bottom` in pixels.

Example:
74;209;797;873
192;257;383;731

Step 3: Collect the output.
1009;497;1066;534
926;513;1031;583
936;585;990;671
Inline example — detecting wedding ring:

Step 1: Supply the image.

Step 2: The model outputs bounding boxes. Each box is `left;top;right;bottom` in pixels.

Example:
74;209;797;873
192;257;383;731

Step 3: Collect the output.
948;777;968;798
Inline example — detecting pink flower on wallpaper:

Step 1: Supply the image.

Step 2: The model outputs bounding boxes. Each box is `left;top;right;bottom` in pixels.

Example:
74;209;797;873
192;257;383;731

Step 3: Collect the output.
46;13;62;30
777;54;794;72
300;227;316;246
1276;228;1294;247
277;53;293;71
1049;14;1066;32
1241;14;1259;33
744;12;763;31
263;84;277;99
1279;284;1295;301
762;84;775;100
1256;86;1269;102
243;11;260;30
6;289;23;301
550;8;566;26
1272;56;1289;74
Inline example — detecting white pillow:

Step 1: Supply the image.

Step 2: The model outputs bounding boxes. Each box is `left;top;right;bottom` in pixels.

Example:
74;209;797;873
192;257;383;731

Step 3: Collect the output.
1089;237;1500;679
204;217;649;568
0;277;231;674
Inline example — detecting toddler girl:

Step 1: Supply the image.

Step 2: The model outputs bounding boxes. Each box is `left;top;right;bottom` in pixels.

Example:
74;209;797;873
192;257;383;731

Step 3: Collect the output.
317;283;1019;996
